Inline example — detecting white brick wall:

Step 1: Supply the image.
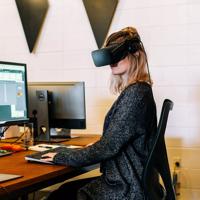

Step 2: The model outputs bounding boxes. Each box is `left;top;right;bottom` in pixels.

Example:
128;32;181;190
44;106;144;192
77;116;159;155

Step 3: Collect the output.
0;0;200;199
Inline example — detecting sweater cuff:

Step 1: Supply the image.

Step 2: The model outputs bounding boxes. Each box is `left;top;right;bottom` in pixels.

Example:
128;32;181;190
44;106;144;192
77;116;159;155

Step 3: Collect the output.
53;151;70;165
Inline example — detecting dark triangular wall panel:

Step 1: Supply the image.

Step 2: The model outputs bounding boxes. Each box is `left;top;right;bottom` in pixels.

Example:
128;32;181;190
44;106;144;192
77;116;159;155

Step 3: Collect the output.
15;0;49;52
83;0;118;48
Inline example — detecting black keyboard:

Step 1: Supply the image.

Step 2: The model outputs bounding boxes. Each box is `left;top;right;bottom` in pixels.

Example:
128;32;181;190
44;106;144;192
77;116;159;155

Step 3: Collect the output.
25;147;67;164
28;147;66;158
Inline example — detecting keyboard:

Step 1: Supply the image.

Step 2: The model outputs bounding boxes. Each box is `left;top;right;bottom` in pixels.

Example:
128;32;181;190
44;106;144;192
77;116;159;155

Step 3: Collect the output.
25;146;82;164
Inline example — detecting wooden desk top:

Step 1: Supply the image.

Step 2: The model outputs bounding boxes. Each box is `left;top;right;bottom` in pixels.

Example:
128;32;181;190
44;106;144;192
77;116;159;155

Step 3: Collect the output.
0;134;100;199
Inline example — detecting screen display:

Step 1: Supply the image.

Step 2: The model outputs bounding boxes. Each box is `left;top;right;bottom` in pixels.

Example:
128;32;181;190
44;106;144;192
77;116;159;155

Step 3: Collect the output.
0;61;28;126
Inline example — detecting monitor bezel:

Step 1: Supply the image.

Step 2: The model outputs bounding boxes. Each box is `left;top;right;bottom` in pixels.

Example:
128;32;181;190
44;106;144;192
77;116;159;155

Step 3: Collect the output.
0;61;29;127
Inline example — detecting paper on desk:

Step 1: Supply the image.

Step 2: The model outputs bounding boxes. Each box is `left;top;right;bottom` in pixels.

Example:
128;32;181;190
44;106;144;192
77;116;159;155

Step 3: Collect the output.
0;173;23;183
28;144;82;152
28;144;60;152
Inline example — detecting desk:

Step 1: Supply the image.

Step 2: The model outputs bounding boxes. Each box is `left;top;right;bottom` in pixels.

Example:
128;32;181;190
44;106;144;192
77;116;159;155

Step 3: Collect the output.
0;134;100;200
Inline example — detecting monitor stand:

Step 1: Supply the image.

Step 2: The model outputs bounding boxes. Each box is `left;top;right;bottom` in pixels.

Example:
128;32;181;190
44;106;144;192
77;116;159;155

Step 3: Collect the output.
50;128;71;138
34;136;70;143
49;128;79;143
49;138;70;143
32;90;51;142
31;90;79;143
31;90;69;143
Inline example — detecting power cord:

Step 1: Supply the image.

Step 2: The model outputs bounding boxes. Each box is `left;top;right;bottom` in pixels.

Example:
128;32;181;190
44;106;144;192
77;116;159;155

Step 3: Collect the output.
0;126;9;140
10;131;25;144
0;124;33;151
172;161;181;196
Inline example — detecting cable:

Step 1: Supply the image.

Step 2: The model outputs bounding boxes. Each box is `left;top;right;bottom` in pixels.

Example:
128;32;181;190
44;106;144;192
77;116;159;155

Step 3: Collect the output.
0;123;32;146
0;126;9;140
10;131;25;144
140;41;152;84
172;161;181;196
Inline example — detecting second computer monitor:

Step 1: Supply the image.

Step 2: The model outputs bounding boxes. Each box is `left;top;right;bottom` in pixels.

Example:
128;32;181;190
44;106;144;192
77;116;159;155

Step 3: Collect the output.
0;61;28;127
28;82;86;141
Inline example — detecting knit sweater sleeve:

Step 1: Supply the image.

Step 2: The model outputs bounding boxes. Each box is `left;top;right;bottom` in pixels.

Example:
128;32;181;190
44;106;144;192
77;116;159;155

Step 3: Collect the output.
53;84;149;167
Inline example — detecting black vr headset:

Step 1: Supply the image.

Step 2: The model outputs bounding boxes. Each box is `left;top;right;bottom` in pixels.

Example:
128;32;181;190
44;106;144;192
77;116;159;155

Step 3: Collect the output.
91;37;142;67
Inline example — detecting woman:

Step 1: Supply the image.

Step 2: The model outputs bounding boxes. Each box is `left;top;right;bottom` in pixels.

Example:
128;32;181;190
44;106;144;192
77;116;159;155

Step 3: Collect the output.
43;27;158;200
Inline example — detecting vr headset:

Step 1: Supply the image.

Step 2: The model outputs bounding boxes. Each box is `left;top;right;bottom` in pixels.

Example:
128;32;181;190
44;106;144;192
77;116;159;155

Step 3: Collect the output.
91;37;142;67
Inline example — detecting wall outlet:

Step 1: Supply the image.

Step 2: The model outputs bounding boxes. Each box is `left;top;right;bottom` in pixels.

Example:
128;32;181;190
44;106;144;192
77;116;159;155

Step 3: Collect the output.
173;156;181;167
172;156;181;197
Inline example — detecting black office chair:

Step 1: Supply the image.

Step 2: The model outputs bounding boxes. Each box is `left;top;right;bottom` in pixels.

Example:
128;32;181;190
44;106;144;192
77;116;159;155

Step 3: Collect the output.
142;99;176;200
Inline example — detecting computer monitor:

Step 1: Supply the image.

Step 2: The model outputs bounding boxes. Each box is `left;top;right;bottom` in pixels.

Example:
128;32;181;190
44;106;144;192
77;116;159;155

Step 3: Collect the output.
0;61;28;127
28;82;86;142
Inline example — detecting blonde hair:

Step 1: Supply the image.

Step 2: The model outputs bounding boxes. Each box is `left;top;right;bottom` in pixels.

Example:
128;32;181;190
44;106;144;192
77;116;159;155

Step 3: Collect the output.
105;27;151;94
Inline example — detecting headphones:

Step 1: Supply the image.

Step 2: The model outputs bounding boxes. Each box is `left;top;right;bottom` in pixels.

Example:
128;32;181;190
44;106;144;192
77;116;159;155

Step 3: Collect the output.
91;36;142;67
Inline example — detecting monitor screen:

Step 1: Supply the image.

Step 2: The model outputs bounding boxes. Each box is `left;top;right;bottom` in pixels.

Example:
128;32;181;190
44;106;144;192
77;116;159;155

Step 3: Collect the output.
28;82;86;140
0;61;28;126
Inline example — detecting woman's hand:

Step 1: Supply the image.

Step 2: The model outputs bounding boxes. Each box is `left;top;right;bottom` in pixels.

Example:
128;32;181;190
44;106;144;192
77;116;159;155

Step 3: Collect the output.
41;152;57;162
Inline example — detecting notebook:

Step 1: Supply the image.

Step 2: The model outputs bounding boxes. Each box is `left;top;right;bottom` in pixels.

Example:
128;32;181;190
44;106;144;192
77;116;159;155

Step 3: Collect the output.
28;143;82;152
0;173;23;183
28;144;61;152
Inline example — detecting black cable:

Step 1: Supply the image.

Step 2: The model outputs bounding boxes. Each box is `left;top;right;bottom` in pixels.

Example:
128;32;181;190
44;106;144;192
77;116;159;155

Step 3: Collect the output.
172;161;181;196
0;124;31;145
3;127;9;132
10;131;25;144
0;126;9;139
140;41;152;84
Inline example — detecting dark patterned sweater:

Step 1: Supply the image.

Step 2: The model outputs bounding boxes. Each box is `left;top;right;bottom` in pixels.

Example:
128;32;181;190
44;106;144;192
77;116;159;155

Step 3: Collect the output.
53;82;157;200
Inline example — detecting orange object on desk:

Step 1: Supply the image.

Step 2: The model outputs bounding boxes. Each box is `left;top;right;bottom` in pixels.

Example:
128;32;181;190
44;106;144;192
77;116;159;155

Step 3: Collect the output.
0;144;24;152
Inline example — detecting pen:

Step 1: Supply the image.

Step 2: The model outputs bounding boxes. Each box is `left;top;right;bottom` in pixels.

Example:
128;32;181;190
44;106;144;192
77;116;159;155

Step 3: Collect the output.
38;146;53;149
41;156;50;159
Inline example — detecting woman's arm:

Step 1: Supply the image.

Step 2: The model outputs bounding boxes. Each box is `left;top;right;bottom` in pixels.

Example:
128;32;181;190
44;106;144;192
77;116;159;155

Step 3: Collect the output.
53;85;149;167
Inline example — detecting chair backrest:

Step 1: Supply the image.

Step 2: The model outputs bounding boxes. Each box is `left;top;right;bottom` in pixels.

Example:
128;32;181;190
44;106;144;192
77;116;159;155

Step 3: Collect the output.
142;99;176;200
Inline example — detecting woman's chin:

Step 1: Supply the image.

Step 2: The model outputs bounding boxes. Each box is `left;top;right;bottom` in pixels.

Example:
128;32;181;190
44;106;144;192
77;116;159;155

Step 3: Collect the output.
111;69;119;75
